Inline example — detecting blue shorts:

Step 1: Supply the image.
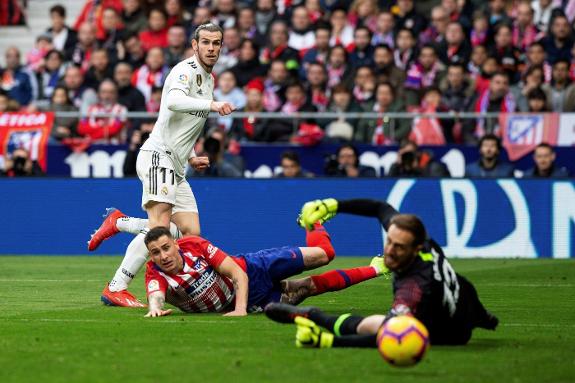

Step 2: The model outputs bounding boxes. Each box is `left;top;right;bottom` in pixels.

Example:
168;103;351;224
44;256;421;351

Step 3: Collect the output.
233;246;305;309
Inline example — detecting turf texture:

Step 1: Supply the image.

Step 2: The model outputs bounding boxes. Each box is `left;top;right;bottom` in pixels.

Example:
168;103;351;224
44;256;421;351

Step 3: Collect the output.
0;256;573;383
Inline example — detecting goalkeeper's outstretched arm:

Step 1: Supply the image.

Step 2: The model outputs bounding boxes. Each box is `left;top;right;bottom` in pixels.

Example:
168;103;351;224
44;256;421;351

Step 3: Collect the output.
336;199;400;231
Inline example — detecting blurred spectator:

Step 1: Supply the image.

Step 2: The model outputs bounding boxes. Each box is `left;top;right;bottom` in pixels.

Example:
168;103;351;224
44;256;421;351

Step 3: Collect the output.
438;21;472;66
393;0;427;37
539;13;573;64
36;49;66;102
405;44;445;107
212;0;237;29
304;0;323;23
164;25;188;68
394;28;417;70
348;0;378;31
289;6;316;52
420;6;449;46
323;85;360;142
230;78;271;141
74;0;123;41
468;44;488;75
78;79;128;143
526;86;550;112
324;143;376;177
356;82;409;144
122;0;148;36
139;7;169;51
114;62;146;112
351;65;376;108
237;6;266;47
132;47;169;102
0;91;19;112
409;87;448;146
512;65;545;111
440;62;475;113
271;81;317;142
1;47;34;106
229;39;267;88
349;26;375;68
301;22;331;74
276;151;314;178
305;62;329;112
260;20;300;70
47;5;78;59
372;11;395;47
263;59;289;112
188;130;243;177
486;0;512;26
121;33;146;68
329;7;354;48
70;22;99;73
62;65;98;114
214;26;241;74
255;0;277;36
1;148;44;177
467;71;516;143
532;0;557;31
99;7;124;56
146;86;162;112
474;55;500;94
190;6;211;34
442;0;471;28
325;45;352;89
388;139;450;177
45;86;79;142
525;41;552;82
465;134;515;177
214;70;246;131
373;44;406;95
470;10;489;47
513;2;542;52
541;59;575;111
26;34;54;75
84;49;114;89
0;0;25;25
166;0;191;27
124;122;154;176
525;142;570;177
489;24;522;84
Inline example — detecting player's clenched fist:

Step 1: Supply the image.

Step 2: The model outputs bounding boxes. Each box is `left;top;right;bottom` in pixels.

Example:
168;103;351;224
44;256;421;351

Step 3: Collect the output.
211;101;235;116
189;156;210;171
299;198;339;229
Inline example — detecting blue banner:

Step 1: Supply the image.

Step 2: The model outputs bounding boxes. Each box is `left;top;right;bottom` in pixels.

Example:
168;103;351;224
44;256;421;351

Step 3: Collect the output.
0;179;573;258
46;144;575;178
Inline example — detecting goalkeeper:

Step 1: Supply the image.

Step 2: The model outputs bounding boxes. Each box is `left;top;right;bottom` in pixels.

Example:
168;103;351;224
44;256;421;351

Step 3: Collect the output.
265;198;498;347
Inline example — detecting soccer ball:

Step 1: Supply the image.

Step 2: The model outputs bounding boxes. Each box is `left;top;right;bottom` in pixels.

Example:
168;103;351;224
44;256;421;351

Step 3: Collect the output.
376;315;430;367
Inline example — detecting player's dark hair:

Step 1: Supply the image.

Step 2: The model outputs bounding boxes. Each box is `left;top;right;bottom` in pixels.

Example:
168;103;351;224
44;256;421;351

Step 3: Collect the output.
389;214;427;248
145;227;173;246
192;22;224;41
478;133;501;150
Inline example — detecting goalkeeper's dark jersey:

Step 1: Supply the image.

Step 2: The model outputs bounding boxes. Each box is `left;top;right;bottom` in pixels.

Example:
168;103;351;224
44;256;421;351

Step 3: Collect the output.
337;199;492;345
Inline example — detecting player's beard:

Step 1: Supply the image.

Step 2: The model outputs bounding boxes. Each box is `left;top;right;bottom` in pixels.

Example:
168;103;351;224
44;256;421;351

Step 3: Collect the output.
197;50;219;72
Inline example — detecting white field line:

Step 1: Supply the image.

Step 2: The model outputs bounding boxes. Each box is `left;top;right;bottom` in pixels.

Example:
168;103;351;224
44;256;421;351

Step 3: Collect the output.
0;318;573;328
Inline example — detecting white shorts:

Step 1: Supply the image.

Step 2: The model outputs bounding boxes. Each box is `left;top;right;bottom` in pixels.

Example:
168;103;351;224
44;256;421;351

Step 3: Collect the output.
136;150;198;214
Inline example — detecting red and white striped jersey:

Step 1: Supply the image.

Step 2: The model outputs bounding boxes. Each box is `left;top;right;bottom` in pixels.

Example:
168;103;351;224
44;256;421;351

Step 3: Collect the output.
145;236;237;313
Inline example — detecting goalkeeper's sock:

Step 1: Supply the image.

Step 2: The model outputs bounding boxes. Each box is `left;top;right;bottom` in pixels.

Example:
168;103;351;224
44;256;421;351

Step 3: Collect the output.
308;310;366;336
108;232;148;292
116;217;182;239
332;334;378;348
306;224;335;261
311;267;378;294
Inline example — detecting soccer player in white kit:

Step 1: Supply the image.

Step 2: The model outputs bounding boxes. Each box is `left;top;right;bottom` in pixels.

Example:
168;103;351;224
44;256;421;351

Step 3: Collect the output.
94;23;236;307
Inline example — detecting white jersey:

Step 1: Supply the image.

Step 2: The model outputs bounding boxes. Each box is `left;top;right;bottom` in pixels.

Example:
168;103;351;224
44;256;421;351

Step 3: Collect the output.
142;56;214;177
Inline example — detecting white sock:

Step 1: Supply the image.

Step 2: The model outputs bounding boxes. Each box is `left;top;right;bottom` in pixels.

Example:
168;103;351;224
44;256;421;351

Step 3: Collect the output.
108;232;148;292
116;217;182;239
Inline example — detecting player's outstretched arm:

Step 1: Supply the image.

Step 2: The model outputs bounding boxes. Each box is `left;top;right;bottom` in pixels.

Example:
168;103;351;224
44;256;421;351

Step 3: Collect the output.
145;291;172;318
216;257;249;316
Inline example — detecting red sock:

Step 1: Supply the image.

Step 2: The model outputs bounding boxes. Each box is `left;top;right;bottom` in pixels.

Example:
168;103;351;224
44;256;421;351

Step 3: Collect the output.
310;266;378;295
306;223;335;261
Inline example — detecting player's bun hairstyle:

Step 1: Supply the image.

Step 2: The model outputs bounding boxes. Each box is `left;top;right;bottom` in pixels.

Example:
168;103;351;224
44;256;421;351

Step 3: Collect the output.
389;214;427;248
144;227;173;246
192;22;224;41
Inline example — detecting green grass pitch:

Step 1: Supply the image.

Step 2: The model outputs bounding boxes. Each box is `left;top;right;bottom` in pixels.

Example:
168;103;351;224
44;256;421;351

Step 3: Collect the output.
0;256;573;383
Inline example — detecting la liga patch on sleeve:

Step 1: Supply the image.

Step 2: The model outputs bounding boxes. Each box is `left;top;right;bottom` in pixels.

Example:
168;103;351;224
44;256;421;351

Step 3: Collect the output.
177;74;189;84
148;279;160;292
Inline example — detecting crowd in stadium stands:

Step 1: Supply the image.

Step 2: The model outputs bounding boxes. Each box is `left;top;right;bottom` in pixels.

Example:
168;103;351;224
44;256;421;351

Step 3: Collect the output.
0;0;572;178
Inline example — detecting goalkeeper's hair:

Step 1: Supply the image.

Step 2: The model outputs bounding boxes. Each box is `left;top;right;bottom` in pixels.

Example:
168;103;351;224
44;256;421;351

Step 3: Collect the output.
145;226;174;246
389;214;427;247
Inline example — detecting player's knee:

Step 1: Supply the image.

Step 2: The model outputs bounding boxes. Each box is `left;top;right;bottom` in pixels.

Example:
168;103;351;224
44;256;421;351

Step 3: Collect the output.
322;243;335;261
180;225;200;237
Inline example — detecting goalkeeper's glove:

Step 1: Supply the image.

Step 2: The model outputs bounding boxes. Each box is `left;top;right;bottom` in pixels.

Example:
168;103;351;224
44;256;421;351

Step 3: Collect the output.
298;198;339;230
295;317;334;348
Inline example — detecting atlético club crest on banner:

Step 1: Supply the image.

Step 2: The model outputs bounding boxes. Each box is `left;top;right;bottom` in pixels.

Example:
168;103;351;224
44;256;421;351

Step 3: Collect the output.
500;113;559;161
